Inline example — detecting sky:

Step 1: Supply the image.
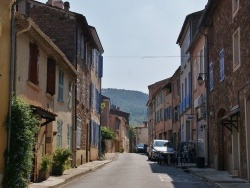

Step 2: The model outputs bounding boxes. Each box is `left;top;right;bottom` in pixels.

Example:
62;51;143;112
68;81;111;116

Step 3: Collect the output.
38;0;208;94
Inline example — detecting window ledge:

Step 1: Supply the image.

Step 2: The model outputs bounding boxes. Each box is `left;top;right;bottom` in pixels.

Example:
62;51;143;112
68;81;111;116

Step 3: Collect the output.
46;93;55;100
27;81;41;92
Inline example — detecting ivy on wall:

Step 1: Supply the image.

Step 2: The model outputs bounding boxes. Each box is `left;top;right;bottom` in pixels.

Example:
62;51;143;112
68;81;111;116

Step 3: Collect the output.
3;96;39;188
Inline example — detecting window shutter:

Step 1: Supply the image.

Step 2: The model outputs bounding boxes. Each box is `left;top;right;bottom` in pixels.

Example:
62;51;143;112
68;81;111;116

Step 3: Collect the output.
98;55;103;78
209;63;213;90
219;49;225;81
47;58;56;95
58;70;64;101
29;43;39;85
81;35;84;59
77;28;81;55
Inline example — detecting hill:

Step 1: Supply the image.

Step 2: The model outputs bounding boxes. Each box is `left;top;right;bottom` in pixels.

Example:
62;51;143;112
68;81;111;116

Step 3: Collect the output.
102;88;148;126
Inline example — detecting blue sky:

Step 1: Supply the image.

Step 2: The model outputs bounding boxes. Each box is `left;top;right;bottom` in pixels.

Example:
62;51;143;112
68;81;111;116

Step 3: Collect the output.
38;0;208;94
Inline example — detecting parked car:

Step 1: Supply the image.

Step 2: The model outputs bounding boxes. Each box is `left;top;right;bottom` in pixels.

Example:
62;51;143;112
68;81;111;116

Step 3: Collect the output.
135;143;148;153
148;140;175;162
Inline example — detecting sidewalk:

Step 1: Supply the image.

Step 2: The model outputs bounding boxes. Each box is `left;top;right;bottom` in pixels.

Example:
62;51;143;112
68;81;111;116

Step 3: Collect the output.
185;165;250;188
29;153;117;188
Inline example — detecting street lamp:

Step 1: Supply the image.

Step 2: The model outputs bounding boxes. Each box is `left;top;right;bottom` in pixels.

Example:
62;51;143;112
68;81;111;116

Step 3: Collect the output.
197;73;206;86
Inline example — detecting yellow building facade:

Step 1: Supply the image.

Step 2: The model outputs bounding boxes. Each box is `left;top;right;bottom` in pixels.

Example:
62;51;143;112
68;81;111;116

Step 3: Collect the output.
0;0;13;186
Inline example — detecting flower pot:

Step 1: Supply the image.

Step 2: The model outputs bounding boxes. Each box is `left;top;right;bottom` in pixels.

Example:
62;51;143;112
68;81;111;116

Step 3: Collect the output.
38;170;50;182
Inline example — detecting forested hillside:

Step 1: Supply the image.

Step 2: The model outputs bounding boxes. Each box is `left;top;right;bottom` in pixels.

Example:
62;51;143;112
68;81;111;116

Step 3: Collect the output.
102;88;148;126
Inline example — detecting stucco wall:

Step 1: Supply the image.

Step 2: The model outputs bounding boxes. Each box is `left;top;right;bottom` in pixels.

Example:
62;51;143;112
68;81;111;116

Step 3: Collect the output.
0;1;12;184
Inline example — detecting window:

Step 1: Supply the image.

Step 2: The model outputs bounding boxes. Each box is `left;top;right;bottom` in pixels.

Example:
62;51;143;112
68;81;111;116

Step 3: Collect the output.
28;42;39;85
76;117;82;149
193;60;197;90
199;48;205;75
209;62;214;90
233;27;240;70
68;81;72;108
46;58;56;95
80;34;84;59
76;78;80;101
232;0;239;16
85;42;88;63
67;125;72;150
57;121;63;148
58;70;64;101
177;78;180;95
82;77;85;104
219;49;225;81
77;28;81;55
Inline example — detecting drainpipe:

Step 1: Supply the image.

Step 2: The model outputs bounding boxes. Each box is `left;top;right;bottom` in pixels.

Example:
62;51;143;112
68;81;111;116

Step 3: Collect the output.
8;0;28;165
7;0;17;165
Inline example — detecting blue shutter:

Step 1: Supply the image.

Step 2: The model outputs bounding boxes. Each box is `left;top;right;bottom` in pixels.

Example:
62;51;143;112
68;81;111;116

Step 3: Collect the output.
210;63;213;90
219;49;224;81
98;56;103;78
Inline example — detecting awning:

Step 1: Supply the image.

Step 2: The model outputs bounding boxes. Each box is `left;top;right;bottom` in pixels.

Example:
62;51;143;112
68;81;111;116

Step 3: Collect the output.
31;105;57;126
220;105;240;132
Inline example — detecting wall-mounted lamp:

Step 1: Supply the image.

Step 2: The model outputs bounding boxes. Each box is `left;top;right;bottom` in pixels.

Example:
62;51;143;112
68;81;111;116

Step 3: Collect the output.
200;124;206;132
53;131;57;136
197;73;206;86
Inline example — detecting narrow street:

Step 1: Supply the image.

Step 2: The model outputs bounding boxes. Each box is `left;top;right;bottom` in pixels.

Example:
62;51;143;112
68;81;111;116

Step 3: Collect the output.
61;153;212;188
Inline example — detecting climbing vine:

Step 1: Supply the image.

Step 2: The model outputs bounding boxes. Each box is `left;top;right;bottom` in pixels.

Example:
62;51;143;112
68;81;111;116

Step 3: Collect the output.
3;96;39;188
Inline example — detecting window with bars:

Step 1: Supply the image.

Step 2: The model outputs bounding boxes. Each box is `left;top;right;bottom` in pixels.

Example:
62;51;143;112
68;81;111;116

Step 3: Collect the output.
58;70;64;102
57;121;63;148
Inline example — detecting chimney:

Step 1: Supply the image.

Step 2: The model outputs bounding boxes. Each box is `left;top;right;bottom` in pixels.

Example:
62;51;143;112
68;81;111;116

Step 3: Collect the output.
64;1;70;11
53;0;64;9
46;0;53;5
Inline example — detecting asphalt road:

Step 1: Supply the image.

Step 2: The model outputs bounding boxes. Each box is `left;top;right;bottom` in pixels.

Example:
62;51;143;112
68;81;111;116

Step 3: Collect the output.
61;153;212;188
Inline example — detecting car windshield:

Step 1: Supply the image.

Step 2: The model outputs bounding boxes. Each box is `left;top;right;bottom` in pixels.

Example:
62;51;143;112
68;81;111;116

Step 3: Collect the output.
154;141;173;148
137;143;144;147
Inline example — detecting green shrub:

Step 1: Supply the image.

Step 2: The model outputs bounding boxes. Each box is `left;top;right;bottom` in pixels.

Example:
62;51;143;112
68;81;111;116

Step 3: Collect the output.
40;154;52;172
101;126;115;154
52;148;71;176
3;96;39;188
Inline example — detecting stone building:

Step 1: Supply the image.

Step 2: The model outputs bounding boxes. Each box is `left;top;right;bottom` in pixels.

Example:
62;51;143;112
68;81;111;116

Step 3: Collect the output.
171;67;181;150
147;78;171;143
196;0;250;180
23;0;104;164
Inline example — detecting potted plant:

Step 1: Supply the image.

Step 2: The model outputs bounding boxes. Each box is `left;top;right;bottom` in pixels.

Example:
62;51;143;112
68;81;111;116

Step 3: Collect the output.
39;154;52;181
52;148;72;176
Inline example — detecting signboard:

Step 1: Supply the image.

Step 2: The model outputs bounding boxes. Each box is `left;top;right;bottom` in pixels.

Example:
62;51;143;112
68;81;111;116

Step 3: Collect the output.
186;114;195;121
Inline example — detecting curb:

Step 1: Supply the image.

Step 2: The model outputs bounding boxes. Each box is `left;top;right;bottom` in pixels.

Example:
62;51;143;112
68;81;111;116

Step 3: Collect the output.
30;153;117;188
52;162;109;188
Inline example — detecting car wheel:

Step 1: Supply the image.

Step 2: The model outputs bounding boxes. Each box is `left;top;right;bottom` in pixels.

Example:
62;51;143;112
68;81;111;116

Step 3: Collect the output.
148;155;151;161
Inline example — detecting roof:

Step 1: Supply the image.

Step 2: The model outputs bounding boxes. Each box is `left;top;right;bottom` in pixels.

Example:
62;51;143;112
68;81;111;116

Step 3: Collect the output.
15;14;78;76
176;10;204;45
89;25;104;54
